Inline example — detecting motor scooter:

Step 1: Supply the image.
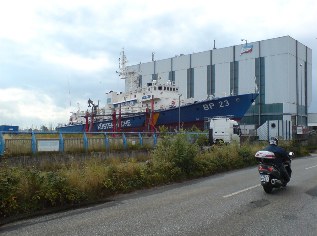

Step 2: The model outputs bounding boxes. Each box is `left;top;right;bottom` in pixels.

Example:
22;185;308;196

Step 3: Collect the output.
255;150;293;193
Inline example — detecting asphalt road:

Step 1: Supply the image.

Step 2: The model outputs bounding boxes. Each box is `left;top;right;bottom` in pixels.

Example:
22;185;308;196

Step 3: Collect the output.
1;155;317;236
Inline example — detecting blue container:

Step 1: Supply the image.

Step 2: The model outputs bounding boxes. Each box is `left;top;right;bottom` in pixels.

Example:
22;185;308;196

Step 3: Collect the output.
0;125;19;132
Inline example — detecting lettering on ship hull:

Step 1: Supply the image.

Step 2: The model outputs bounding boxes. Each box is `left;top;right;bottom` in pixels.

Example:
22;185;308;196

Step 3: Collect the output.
202;99;230;111
97;120;132;130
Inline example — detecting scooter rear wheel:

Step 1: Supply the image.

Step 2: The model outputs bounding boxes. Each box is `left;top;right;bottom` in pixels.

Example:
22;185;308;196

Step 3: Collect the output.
263;185;273;193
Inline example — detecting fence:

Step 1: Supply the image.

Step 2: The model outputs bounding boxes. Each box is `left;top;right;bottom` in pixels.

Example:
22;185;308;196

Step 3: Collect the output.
0;131;208;157
0;132;160;157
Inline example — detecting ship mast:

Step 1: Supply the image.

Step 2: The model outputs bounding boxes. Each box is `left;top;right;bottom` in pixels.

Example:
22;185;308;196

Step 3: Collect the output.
117;48;138;92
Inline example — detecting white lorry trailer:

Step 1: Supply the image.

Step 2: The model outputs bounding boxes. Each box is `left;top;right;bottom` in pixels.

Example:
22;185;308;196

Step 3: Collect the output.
209;117;241;144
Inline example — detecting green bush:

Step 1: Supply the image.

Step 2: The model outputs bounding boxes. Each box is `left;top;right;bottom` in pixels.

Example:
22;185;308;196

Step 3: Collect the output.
0;168;20;218
193;143;258;177
151;133;199;178
195;134;209;147
103;161;146;192
279;140;309;157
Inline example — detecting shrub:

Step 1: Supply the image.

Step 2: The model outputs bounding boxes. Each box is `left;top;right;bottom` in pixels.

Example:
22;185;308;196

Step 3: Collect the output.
103;161;146;192
195;134;209;147
280;140;309;157
0;168;20;218
151;133;199;178
192;143;259;177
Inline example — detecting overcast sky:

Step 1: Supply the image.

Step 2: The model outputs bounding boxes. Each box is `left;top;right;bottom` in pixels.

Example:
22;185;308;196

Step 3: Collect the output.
0;0;317;129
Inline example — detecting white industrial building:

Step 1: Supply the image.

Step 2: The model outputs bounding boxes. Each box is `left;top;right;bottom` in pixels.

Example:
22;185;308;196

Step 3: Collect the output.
126;36;312;137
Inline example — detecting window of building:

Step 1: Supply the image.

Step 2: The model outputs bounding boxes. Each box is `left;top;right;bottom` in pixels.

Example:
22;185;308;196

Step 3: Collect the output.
207;65;215;96
187;68;194;98
230;61;239;95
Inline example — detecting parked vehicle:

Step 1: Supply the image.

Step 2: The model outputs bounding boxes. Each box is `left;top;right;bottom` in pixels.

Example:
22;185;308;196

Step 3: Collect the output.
208;117;241;144
255;150;294;193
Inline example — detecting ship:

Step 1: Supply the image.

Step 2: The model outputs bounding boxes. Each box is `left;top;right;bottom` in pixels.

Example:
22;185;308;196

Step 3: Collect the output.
56;50;258;133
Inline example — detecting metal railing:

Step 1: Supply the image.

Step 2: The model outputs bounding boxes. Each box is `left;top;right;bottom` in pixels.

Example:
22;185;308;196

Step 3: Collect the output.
0;131;161;156
0;131;210;157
